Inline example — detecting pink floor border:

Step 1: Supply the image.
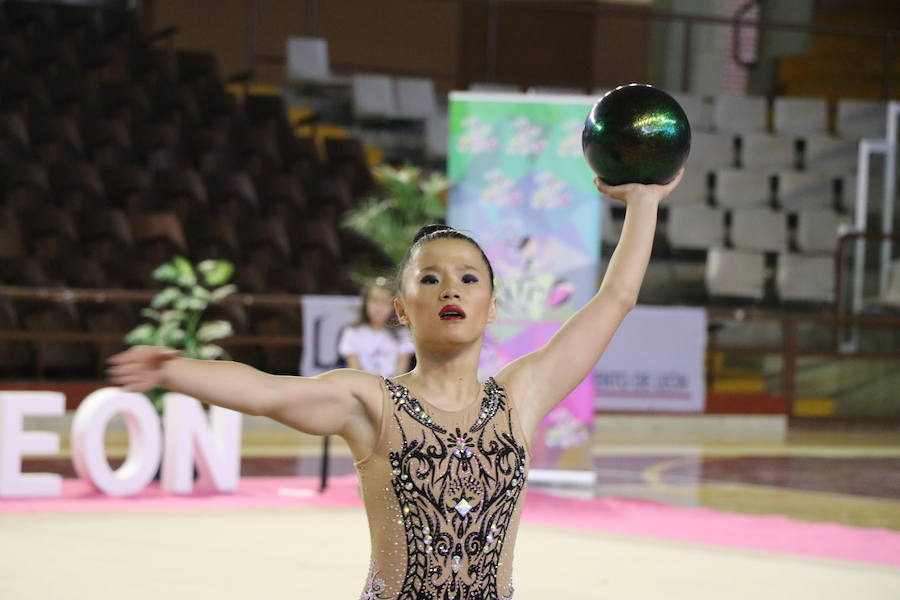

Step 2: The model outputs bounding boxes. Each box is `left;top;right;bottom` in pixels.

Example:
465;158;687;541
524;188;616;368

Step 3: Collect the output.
3;474;899;569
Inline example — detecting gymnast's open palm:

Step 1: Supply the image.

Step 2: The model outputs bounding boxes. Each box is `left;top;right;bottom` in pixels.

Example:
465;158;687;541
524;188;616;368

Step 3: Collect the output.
106;346;181;393
594;167;684;205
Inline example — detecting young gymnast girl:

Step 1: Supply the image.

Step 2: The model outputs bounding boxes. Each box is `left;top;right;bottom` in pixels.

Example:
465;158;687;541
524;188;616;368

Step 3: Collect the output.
107;170;683;599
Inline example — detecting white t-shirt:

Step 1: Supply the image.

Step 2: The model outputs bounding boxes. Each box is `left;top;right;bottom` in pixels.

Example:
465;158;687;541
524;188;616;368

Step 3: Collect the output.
338;324;415;378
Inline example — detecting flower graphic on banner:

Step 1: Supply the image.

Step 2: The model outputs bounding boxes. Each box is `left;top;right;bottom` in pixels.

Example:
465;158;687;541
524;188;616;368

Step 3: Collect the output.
506;116;546;156
530;172;572;209
543;407;590;449
556;119;584;157
481;169;521;206
448;95;600;472
548;279;574;308
485;233;584;319
457;116;497;154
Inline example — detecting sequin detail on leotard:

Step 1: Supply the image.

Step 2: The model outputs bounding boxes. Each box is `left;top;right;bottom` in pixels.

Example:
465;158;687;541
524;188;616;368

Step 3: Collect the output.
356;377;527;600
360;560;393;600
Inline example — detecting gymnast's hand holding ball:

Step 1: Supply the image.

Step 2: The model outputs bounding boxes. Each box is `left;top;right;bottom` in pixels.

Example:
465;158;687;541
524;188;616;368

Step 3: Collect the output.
593;167;684;207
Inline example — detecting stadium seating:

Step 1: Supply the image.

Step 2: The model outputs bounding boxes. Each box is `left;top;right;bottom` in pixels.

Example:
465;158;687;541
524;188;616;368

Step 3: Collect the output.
738;133;797;170
729;208;788;252
714;169;772;208
775;171;835;212
712;94;768;133
705;247;766;300
776;253;835;303
1;0;895;378
286;36;347;87
395;78;439;120
0;1;394;376
669;93;713;132
795;208;850;254
772;97;828;136
666;205;726;251
665;168;709;206
352;73;398;120
835;99;887;139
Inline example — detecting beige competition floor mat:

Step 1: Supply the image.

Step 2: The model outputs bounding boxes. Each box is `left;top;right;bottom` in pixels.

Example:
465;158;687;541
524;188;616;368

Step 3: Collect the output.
2;505;898;600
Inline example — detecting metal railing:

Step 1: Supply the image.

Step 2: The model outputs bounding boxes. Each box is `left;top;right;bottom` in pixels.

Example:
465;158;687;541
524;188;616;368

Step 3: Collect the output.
4;285;900;418
707;308;900;420
0;286;302;377
834;231;900;319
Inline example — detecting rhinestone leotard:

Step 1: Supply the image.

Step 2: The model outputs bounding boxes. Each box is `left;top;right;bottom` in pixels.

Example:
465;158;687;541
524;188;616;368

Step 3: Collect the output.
354;377;530;600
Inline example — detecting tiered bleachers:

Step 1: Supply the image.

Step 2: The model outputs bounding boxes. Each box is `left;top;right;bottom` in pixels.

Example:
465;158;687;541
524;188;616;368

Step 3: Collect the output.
648;91;875;307
0;2;388;378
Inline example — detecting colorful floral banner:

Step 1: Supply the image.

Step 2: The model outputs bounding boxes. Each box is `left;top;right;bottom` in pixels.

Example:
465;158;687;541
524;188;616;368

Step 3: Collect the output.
447;92;600;472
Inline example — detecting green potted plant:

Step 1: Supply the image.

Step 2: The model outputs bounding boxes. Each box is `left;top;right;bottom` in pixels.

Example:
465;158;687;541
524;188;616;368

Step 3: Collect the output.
124;256;238;414
341;164;449;281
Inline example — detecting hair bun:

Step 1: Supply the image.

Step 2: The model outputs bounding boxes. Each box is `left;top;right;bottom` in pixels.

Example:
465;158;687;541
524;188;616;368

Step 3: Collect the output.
412;224;454;244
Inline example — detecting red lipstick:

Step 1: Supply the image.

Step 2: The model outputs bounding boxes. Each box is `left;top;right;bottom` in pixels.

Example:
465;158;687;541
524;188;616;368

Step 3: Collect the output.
439;305;466;320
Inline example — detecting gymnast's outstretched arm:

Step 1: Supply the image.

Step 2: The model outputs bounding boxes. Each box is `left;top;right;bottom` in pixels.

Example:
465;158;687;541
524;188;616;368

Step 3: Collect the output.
496;168;684;426
106;346;379;438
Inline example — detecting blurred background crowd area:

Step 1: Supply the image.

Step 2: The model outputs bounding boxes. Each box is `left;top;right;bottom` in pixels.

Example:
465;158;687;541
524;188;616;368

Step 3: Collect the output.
0;0;897;424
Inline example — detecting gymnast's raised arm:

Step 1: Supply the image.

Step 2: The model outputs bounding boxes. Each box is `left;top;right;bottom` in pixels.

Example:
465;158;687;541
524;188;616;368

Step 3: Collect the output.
106;345;379;438
496;169;684;425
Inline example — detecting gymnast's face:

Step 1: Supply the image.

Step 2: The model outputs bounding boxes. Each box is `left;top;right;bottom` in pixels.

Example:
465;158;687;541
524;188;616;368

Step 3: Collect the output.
395;238;496;348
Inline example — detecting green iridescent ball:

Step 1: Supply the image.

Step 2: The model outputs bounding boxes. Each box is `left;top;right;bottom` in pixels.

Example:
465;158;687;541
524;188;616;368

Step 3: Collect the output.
582;84;691;186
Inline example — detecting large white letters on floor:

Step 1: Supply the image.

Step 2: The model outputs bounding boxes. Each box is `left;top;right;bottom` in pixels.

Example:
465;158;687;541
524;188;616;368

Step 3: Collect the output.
162;392;241;494
71;388;162;496
0;392;65;498
0;388;243;498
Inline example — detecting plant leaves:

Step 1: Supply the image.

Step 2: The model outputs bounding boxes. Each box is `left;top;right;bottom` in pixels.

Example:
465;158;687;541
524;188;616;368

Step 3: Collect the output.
175;296;208;311
161;327;186;347
197;320;233;342
422;172;450;199
191;285;212;302
124;323;157;345
161;309;187;324
172;256;197;287
198;343;226;360
154;321;182;346
198;259;235;287
151;287;182;309
139;308;163;322
210;283;237;302
340;165;448;265
152;263;180;285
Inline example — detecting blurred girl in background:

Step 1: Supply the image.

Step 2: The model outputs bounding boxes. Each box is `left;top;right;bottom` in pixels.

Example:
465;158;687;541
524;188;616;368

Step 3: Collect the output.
338;278;413;378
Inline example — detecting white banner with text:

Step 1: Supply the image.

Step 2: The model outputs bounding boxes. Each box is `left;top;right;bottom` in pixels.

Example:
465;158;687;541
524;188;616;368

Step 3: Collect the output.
595;305;707;412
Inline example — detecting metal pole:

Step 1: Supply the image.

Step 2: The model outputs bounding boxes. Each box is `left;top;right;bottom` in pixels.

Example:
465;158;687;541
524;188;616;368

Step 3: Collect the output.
681;19;693;93
783;315;797;413
319;435;330;492
850;138;889;351
853;140;872;317
880;102;898;295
